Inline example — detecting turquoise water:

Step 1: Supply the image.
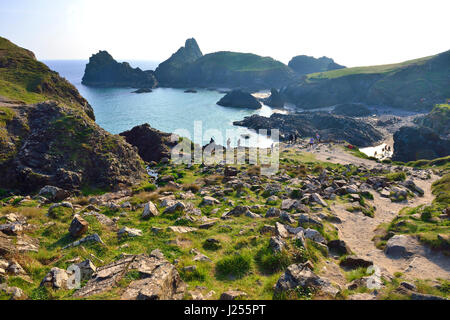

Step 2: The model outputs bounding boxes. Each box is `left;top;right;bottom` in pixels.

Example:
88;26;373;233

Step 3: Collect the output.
44;60;281;147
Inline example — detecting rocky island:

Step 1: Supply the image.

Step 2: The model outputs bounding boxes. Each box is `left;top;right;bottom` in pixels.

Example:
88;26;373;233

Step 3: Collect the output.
82;51;158;88
217;90;262;109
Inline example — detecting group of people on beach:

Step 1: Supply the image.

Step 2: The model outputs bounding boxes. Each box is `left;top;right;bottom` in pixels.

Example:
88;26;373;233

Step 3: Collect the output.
374;145;392;158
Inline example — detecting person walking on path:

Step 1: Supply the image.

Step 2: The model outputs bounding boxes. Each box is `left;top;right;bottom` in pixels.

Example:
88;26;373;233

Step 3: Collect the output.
316;133;321;143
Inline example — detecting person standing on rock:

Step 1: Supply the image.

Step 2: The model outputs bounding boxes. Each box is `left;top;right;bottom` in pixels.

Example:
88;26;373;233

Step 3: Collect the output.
316;133;321;143
309;137;315;149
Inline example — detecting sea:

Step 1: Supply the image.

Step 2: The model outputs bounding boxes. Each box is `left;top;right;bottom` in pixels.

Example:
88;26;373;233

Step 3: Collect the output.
44;60;286;148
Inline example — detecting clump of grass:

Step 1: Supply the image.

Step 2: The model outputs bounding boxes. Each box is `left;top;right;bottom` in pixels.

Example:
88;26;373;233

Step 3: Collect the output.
255;247;292;274
182;183;201;193
386;172;407;182
216;252;252;279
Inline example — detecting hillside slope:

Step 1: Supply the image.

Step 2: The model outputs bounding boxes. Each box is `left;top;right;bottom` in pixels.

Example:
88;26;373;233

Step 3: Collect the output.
0;36;95;120
0;37;148;193
282;50;450;111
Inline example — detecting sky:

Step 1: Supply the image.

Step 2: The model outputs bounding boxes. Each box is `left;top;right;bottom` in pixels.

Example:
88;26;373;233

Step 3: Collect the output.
0;0;449;67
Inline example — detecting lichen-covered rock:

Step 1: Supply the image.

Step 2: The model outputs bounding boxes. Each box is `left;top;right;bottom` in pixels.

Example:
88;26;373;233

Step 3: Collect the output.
275;264;339;297
74;253;186;300
69;215;89;238
142;201;160;219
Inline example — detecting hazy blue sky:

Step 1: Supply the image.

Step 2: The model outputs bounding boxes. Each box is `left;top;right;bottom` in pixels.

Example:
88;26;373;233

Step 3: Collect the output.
1;0;449;67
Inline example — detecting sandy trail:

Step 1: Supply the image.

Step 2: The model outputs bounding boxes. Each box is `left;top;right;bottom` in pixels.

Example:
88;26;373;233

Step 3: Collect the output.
289;142;450;281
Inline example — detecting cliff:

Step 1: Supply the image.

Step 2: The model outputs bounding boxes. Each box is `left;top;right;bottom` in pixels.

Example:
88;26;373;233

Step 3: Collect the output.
282;50;450;111
288;55;346;75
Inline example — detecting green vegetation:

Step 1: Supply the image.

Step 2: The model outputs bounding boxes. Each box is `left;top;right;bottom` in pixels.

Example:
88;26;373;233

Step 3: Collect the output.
377;173;450;253
307;55;434;80
216;252;252;279
195;51;288;72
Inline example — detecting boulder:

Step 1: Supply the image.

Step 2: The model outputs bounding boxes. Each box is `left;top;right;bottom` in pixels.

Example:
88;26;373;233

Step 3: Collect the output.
304;228;326;244
269;236;286;253
118;227;143;238
266;207;282;218
119;124;176;163
69;215;89;238
384;235;424;258
38;185;69;202
327;240;351;256
142;201;160;219
74;253;186;300
202;196;220;206
310;193;328;207
274;264;339;297
339;255;373;269
220;290;248;300
40;267;69;289
75;259;97;281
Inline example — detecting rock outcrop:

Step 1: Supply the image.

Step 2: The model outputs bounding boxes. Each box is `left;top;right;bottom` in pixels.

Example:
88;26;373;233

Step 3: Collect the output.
154;38;297;90
234;112;384;147
154;38;203;87
82;51;158;88
0;101;147;193
288;55;345;75
119;123;177;163
332;103;372;117
414;104;450;138
217;90;262;109
74;252;186;300
282;50;450;111
392;126;450;162
262;88;285;108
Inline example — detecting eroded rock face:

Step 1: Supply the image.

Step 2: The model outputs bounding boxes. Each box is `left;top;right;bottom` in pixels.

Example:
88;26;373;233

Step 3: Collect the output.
82;50;158;88
119;124;177;163
74;252;186;300
392;126;450;162
263;89;285;108
0;101;147;193
154;38;203;87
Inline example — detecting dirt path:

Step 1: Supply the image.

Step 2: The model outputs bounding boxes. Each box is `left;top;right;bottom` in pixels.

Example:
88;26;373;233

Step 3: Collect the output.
287;142;450;281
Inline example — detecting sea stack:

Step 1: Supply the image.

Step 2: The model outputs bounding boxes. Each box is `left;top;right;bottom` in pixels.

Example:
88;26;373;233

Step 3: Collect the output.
217;90;262;109
82;50;158;88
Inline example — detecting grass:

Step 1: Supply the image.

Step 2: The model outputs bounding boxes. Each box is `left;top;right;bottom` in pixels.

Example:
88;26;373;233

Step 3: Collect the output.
376;173;450;253
3;145;444;301
215;252;252;279
307;55;434;80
